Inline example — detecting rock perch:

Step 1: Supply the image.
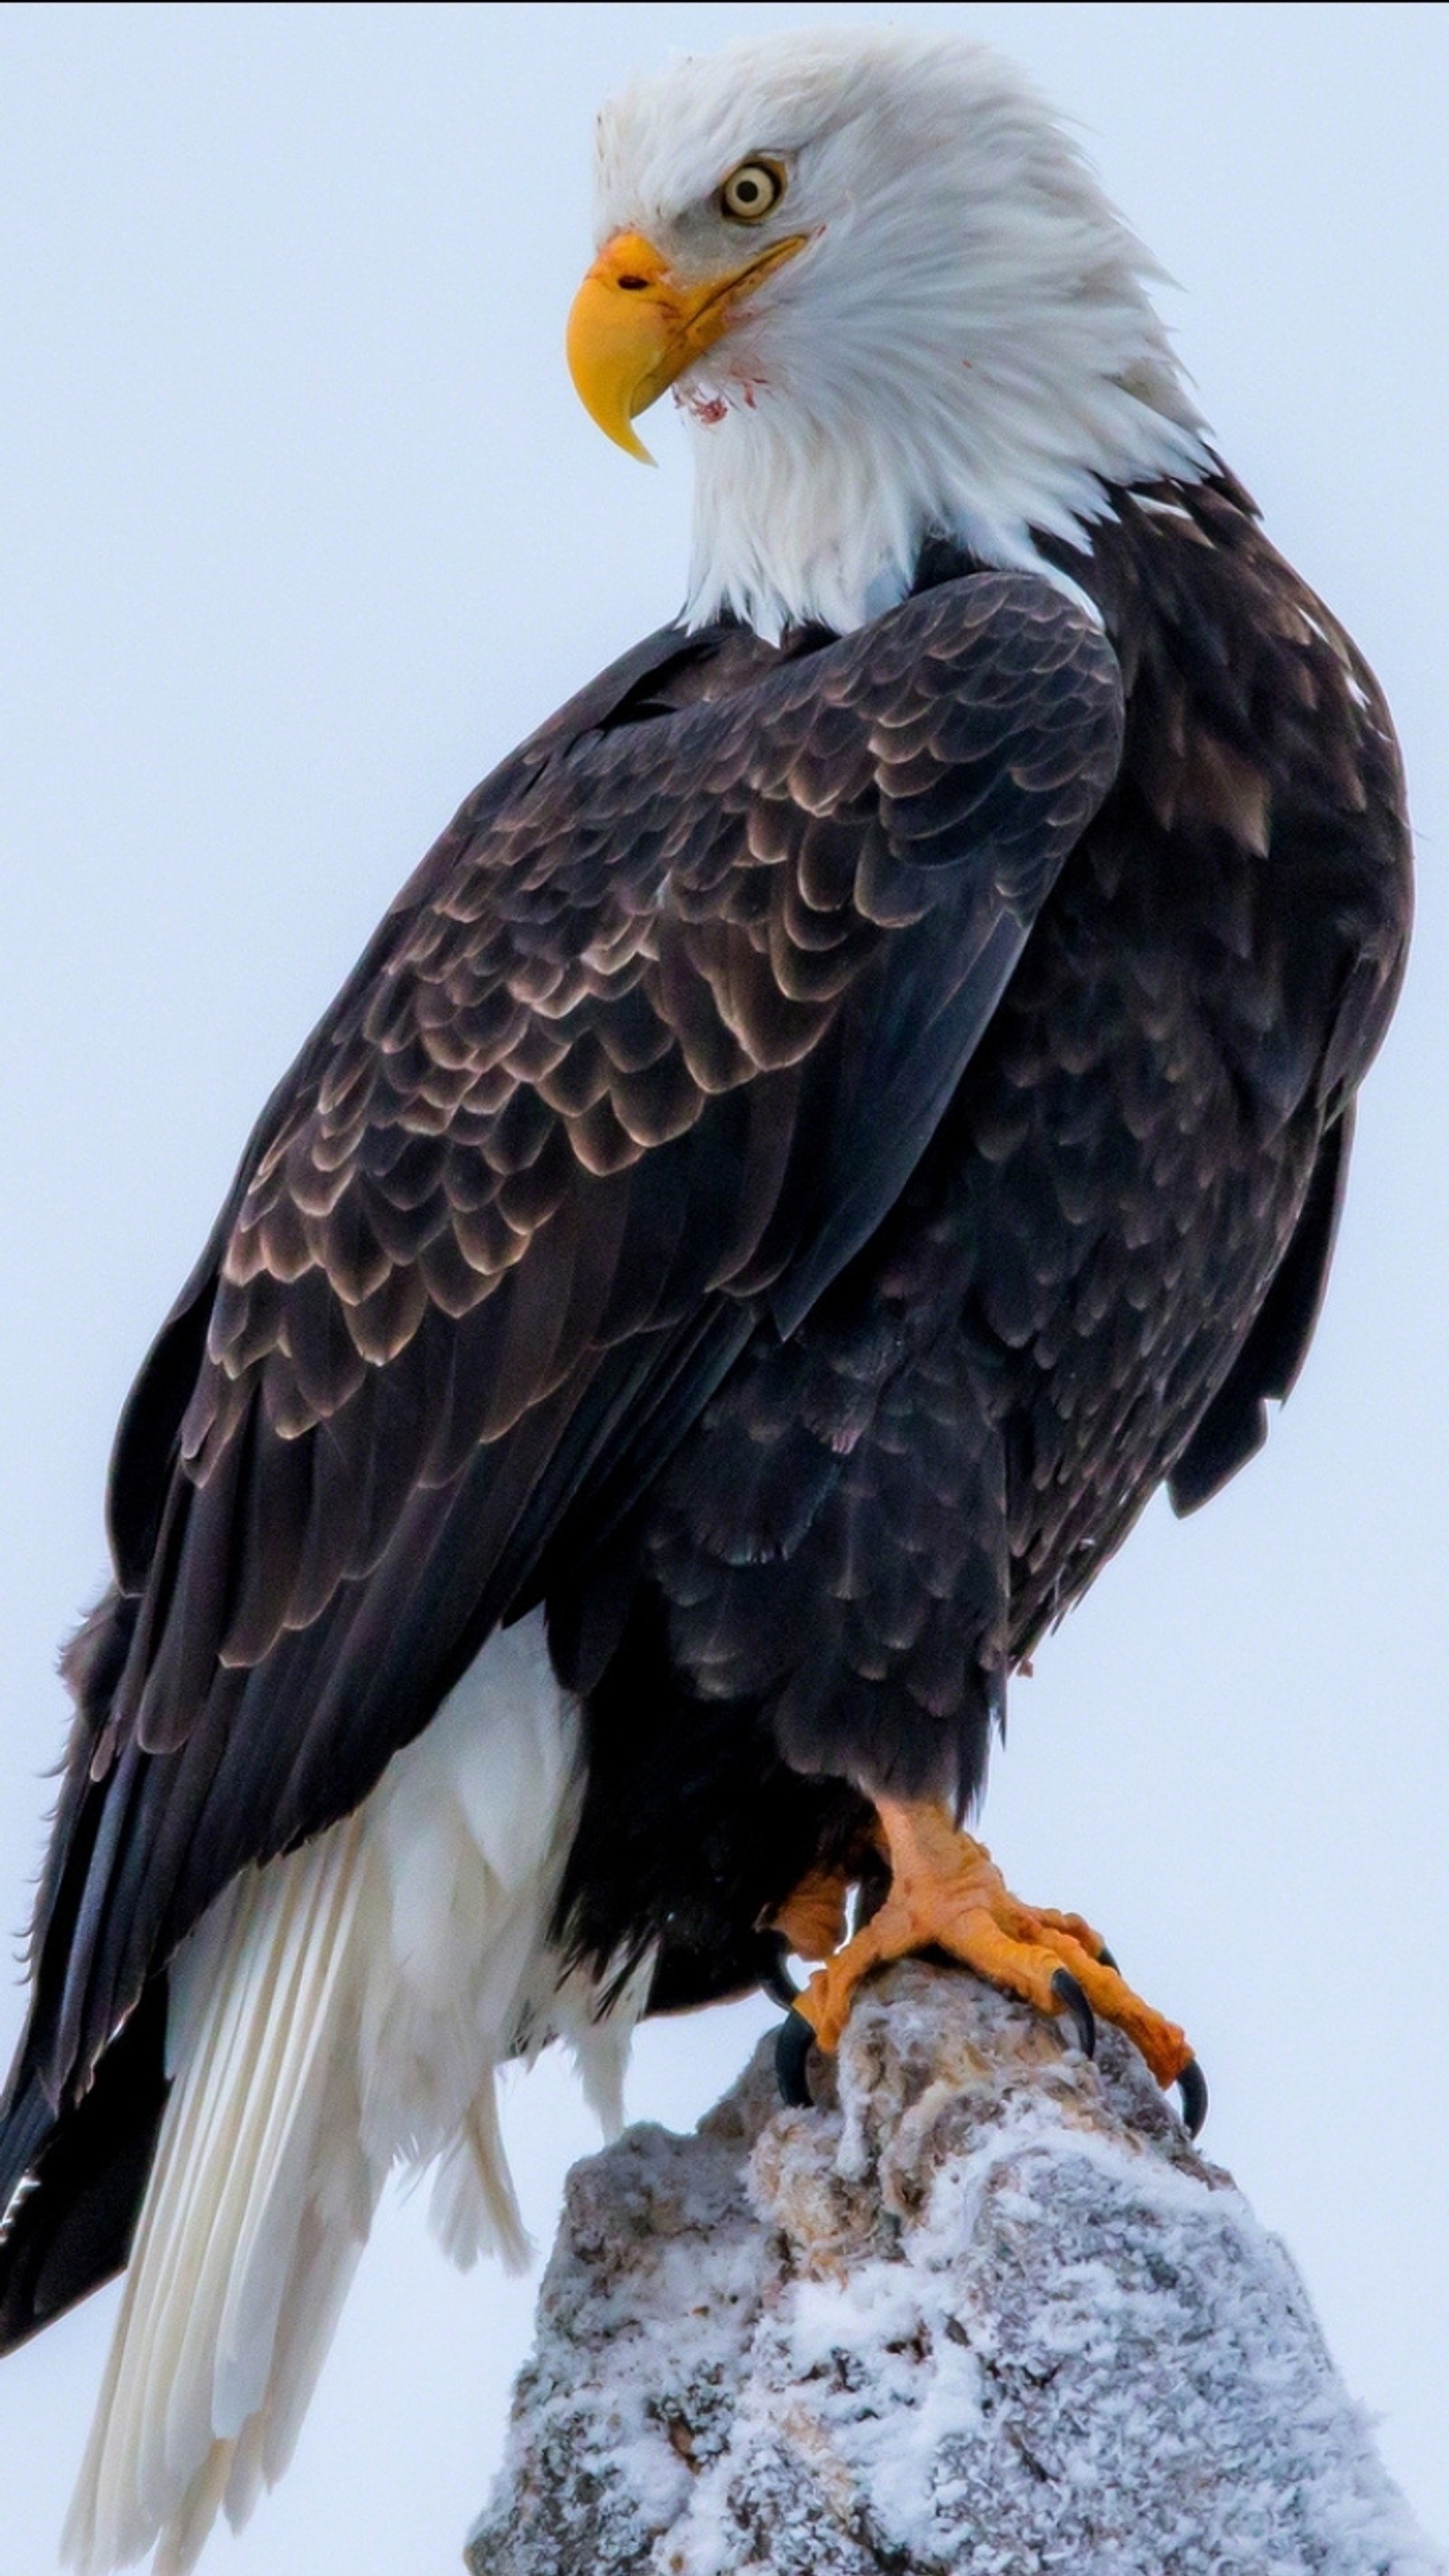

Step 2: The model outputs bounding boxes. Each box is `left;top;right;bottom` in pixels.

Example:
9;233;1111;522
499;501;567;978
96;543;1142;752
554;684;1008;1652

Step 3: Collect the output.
469;1966;1443;2576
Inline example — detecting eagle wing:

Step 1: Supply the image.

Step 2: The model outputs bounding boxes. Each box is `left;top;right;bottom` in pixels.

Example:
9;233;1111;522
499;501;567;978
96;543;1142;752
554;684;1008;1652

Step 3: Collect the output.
1166;1107;1352;1514
18;572;1123;2109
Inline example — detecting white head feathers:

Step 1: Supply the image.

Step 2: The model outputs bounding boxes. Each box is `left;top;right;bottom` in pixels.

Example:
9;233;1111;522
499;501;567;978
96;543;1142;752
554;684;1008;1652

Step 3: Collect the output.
593;27;1209;638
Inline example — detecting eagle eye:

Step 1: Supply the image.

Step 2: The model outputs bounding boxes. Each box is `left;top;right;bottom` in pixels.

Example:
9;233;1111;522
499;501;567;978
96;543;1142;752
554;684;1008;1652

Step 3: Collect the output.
719;159;786;224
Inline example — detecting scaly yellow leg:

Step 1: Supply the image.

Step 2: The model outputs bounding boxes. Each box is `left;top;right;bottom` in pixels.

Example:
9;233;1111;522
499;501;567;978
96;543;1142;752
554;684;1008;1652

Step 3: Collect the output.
770;1861;854;1963
778;1799;1204;2129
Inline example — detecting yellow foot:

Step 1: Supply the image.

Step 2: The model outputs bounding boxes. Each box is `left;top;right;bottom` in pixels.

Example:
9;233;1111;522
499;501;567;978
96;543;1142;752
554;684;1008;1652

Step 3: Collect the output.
777;1799;1204;2133
768;1862;854;1964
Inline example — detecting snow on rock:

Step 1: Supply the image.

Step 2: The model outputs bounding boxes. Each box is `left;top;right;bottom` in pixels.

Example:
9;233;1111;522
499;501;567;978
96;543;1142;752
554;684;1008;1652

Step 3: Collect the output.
468;1963;1444;2576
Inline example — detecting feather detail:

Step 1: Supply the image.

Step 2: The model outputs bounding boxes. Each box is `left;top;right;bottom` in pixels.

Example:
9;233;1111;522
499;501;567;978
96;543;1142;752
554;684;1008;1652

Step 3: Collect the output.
63;1821;367;2575
62;1613;630;2576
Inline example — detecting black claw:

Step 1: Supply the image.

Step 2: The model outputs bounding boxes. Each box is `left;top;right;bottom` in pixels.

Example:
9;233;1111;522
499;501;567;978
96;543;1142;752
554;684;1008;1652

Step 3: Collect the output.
1176;2057;1208;2139
760;1937;801;2012
775;2008;816;2108
1051;1966;1097;2060
1096;1943;1118;1973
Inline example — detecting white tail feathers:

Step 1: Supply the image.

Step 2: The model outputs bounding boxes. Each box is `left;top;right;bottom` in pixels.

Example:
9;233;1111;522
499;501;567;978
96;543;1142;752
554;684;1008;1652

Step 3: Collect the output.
64;1821;371;2575
63;1612;637;2576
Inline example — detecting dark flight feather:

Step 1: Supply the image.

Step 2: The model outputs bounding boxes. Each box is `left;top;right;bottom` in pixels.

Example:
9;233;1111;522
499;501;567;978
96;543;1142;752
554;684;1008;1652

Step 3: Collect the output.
1168;1109;1353;1514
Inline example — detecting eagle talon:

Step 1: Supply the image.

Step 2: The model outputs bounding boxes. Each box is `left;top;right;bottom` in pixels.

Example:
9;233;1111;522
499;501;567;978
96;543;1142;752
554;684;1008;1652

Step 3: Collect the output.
1051;1966;1097;2059
775;2007;817;2108
771;1805;1199;2134
761;1937;802;2011
1176;2056;1209;2139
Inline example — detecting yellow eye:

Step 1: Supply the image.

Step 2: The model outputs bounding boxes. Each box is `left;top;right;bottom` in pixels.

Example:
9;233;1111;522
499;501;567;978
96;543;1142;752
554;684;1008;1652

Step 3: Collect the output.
719;159;786;224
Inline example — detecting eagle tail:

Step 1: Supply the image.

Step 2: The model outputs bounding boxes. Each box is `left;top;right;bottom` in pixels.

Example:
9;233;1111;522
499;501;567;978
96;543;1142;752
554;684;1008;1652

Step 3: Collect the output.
62;1819;374;2575
62;1612;609;2576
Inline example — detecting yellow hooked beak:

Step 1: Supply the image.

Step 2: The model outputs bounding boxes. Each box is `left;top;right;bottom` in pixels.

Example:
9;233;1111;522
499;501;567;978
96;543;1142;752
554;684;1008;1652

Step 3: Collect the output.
566;227;809;462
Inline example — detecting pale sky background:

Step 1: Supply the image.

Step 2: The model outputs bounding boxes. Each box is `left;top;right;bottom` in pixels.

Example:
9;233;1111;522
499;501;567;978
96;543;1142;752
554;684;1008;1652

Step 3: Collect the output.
0;5;1445;2570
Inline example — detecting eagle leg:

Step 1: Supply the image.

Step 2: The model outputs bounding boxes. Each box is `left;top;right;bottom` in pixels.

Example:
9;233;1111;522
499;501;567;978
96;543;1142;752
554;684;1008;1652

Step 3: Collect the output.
767;1860;857;1964
780;1799;1204;2129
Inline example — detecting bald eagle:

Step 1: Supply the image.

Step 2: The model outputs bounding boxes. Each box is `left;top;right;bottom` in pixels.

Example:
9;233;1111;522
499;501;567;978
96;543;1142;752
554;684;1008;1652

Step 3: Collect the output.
0;26;1409;2572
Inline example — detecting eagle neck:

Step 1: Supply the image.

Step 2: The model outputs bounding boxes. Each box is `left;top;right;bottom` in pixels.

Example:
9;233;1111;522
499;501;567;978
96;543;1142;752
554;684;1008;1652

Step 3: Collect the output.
677;289;1209;644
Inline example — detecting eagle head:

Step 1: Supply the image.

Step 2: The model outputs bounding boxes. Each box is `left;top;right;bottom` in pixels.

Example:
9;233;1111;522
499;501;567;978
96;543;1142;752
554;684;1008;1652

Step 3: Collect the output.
567;26;1207;639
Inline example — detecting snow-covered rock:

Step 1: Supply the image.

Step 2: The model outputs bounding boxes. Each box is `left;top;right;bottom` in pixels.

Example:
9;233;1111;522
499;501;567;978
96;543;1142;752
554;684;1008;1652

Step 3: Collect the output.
469;1963;1442;2576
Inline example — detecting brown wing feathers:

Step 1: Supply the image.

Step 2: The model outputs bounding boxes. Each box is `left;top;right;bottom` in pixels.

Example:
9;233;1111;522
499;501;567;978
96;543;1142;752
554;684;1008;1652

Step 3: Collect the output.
14;572;1124;2110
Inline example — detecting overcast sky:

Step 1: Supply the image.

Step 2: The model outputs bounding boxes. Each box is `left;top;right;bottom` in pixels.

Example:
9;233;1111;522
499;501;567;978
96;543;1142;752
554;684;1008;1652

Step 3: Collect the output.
0;5;1445;2571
